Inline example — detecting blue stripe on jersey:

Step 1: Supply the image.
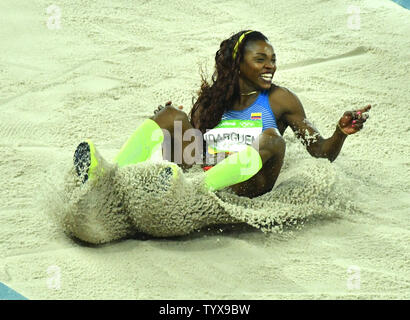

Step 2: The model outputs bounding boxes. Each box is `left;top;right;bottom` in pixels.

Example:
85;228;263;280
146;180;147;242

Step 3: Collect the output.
222;90;278;131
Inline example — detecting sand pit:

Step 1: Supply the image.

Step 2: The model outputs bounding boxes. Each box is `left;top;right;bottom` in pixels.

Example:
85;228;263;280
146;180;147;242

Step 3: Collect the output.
0;0;409;299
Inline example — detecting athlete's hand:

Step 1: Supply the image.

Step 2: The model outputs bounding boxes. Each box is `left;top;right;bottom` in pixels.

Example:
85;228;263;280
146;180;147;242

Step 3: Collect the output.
154;101;183;115
337;104;371;135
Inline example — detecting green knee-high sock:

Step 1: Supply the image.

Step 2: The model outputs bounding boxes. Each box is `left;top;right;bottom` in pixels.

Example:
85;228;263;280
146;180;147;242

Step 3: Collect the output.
113;119;164;167
204;145;263;192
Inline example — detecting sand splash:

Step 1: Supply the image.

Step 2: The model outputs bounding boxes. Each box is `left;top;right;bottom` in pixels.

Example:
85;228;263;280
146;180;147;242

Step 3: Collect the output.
41;146;358;244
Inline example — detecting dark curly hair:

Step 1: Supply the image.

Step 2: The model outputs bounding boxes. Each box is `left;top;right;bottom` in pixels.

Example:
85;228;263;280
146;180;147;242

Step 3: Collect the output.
189;30;269;134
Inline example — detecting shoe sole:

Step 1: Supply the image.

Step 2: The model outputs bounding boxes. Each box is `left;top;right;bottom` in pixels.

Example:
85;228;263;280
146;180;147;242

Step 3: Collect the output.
73;140;99;183
158;164;179;191
73;142;91;183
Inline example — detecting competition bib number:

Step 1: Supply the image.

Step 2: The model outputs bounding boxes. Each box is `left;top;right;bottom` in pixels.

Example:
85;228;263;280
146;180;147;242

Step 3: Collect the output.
203;119;263;154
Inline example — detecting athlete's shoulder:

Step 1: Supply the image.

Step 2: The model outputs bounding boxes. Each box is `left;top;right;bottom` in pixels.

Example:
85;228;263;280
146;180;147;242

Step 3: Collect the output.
268;85;303;113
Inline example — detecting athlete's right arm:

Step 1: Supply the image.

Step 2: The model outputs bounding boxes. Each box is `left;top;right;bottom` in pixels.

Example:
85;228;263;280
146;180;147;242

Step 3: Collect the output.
282;88;348;163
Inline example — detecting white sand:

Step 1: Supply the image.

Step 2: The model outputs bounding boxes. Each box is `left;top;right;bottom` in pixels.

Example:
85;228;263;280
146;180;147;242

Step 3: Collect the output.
1;0;409;299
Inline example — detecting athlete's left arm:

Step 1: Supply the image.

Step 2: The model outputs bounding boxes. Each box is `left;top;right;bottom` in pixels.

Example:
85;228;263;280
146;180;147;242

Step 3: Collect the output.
282;89;371;162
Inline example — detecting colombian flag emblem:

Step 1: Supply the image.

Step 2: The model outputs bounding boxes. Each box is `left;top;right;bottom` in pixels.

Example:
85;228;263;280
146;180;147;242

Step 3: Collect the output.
251;112;262;120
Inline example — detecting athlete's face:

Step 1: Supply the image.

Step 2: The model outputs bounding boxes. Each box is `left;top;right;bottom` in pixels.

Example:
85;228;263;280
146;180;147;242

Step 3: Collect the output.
239;40;276;91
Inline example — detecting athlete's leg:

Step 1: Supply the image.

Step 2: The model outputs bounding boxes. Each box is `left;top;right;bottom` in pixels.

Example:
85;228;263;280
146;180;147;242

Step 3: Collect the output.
145;106;266;192
149;105;203;169
74;105;202;183
229;128;286;198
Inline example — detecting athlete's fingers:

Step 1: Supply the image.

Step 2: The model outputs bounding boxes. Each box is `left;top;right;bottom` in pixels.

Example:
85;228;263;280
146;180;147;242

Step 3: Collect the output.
154;104;165;114
354;105;371;119
343;105;370;120
359;104;371;113
352;115;369;125
353;110;371;120
351;122;364;130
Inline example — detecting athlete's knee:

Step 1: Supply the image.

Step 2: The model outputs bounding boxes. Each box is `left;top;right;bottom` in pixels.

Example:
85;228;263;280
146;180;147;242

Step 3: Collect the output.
151;105;188;133
259;129;286;157
163;105;188;121
163;106;192;132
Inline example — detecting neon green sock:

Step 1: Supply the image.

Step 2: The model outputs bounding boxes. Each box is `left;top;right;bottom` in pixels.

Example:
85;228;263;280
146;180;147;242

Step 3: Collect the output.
113;119;164;167
204;145;263;192
86;139;100;181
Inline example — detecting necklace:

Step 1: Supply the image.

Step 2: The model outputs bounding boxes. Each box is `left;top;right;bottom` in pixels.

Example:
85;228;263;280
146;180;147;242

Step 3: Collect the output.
240;91;258;96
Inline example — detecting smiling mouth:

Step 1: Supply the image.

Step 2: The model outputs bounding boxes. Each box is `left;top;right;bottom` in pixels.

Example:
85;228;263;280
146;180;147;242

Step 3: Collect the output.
260;74;273;83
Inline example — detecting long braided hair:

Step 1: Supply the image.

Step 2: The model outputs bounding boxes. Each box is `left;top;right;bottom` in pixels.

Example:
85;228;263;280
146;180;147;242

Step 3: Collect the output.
189;30;269;134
